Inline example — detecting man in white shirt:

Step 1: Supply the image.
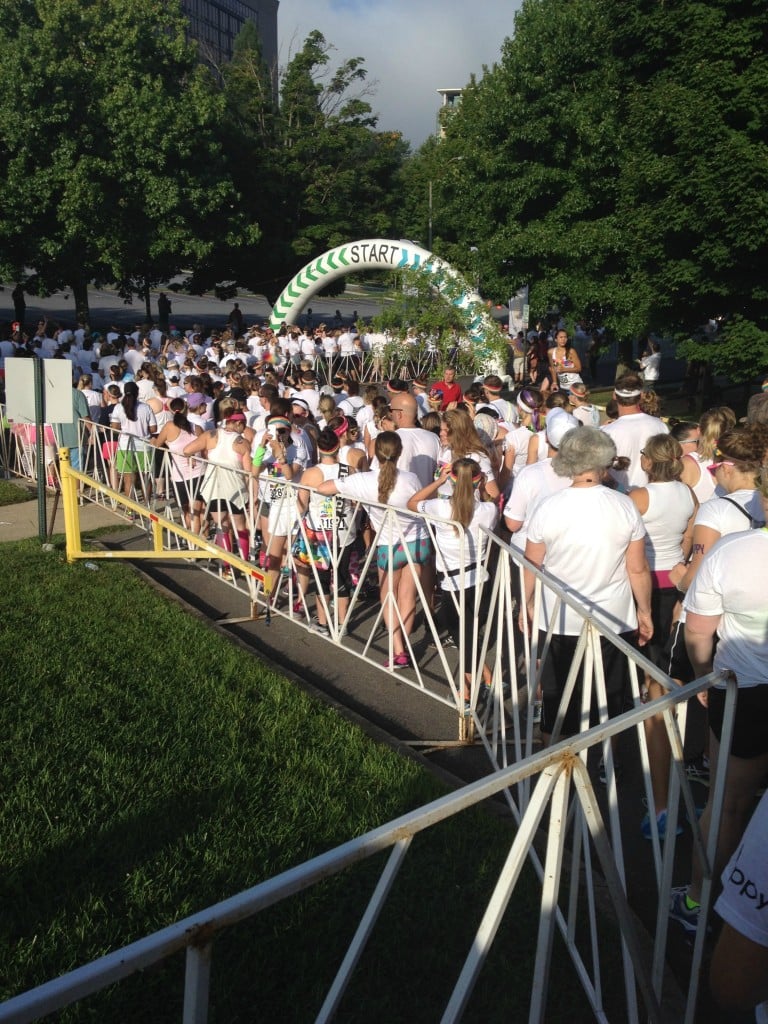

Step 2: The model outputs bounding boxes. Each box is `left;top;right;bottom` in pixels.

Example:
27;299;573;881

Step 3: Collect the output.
123;337;146;376
387;392;440;486
292;371;321;417
602;372;668;488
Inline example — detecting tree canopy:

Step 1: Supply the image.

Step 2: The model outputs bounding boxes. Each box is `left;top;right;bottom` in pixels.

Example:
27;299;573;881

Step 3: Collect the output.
406;0;768;378
0;0;255;322
209;28;409;305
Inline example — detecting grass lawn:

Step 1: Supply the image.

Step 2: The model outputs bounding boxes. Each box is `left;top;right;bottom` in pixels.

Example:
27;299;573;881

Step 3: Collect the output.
0;538;623;1022
0;479;35;505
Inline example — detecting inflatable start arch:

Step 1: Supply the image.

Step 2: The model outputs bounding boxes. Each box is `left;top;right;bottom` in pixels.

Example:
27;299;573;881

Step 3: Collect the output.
269;238;495;350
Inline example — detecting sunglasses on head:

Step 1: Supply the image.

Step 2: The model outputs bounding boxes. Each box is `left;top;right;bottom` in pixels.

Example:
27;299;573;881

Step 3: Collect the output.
707;459;734;475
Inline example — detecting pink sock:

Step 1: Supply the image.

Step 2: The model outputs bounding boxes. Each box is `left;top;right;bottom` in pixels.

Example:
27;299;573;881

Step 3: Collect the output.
237;530;249;561
215;530;232;552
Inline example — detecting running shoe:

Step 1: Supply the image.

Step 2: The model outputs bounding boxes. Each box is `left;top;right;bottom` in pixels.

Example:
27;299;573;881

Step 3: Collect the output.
684;755;710;786
427;634;457;649
598;757;622;785
640;809;683;841
669;886;701;935
383;652;412;669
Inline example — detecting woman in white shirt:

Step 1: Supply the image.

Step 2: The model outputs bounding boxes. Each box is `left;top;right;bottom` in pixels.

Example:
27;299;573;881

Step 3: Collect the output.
521;427;652;743
437;409;499;501
671;472;768;936
672;420;715;503
408;458;499;713
109;380;157;511
295;427;358;634
503;387;544;484
638;340;662;384
318;431;427;669
629;433;698;839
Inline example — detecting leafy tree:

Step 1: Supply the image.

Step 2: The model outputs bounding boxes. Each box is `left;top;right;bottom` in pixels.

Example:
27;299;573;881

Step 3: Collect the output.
614;0;768;376
425;0;629;331
214;29;409;305
0;0;254;323
188;19;281;300
371;267;508;375
411;0;768;379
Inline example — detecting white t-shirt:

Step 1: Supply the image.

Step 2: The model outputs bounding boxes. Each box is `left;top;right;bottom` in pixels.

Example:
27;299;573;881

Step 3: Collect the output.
487;396;518;425
335;469;423;547
293;386;321;418
527;485;646;634
337;395;365;418
640;352;662;382
394;427;440;487
683;529;768;688
694;489;765;534
356;404;374;431
110;402;157;453
602;412;669;489
417;497;498;591
715;788;768;961
572;404;601;428
503;459;571;552
685;451;716;503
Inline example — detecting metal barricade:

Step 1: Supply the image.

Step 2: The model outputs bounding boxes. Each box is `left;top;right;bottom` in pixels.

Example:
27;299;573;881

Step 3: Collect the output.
7;451;732;1023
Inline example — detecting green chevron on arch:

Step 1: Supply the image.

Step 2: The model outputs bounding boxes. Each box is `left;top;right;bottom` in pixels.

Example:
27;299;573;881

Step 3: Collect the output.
269;238;495;353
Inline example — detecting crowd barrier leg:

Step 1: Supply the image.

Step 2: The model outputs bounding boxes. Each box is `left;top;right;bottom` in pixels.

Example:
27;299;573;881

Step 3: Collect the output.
59;448;84;562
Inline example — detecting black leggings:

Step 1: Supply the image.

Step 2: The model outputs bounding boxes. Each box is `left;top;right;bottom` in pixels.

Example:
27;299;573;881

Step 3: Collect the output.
437;584;488;674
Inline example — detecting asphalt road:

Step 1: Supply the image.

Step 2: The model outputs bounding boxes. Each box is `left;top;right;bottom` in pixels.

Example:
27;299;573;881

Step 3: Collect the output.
0;280;383;334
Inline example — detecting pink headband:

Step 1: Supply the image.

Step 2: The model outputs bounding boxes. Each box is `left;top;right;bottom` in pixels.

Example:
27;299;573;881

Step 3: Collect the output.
332;416;349;439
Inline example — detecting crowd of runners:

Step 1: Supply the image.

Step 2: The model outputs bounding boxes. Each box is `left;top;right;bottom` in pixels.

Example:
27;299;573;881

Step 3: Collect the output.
2;310;768;1015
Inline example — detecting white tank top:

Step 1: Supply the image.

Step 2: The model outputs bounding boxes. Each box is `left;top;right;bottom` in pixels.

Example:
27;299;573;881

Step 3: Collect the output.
642;481;695;570
306;462;357;545
686;452;716;503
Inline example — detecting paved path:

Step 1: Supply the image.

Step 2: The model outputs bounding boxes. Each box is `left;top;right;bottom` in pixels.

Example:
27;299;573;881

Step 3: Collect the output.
0;487;125;543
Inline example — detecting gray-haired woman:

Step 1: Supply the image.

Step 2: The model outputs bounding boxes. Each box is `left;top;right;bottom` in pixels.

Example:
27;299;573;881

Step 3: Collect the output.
520;426;653;743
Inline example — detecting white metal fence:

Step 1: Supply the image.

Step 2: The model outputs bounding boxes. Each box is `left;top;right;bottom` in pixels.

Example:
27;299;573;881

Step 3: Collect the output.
1;413;729;1021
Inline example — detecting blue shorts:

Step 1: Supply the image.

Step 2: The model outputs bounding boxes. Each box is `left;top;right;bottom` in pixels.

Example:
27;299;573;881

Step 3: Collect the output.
376;535;432;571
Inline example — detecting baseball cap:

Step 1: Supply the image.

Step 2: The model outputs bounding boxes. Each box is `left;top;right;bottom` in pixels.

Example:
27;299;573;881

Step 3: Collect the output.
546;409;579;449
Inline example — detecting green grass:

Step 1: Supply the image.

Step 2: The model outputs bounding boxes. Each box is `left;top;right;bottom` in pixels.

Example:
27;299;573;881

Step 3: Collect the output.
0;539;625;1022
0;479;35;505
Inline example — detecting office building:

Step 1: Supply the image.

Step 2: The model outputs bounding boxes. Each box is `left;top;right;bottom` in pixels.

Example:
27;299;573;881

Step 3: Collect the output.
180;0;278;73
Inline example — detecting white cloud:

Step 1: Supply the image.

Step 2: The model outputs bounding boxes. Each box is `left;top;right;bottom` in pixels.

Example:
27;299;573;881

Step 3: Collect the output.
277;0;521;149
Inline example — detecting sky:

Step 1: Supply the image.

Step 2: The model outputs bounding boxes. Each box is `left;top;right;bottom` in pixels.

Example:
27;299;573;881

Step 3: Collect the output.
278;0;522;150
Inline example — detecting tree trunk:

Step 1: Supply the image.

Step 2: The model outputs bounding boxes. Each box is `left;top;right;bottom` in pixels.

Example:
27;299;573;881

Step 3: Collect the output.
71;279;90;327
144;278;151;322
614;336;634;381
